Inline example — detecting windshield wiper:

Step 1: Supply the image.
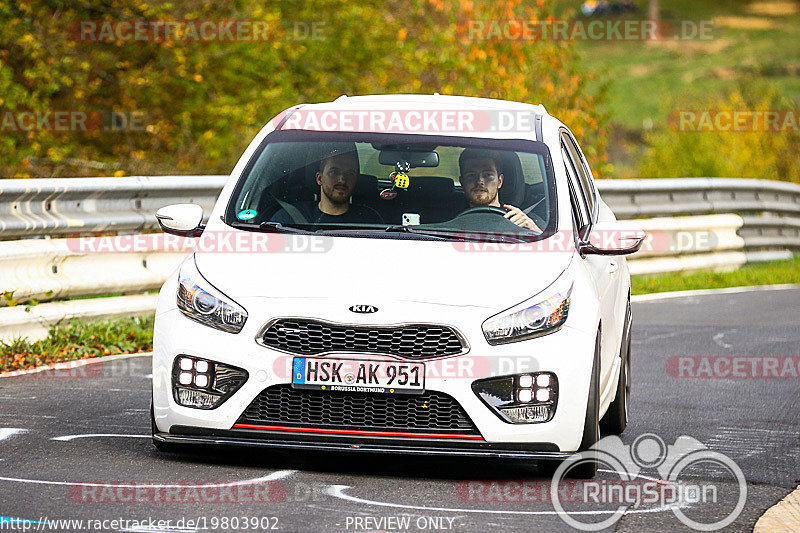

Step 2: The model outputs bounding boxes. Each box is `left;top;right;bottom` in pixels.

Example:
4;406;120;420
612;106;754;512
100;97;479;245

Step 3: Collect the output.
227;220;317;234
258;221;317;234
383;225;486;241
384;225;416;233
386;226;538;243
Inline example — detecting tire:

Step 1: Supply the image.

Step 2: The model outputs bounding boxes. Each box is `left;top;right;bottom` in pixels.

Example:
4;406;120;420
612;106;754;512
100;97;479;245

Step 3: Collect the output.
563;330;601;479
601;303;632;436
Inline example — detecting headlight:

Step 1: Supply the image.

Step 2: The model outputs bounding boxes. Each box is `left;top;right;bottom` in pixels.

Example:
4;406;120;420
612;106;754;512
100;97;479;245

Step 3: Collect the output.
482;275;572;345
177;256;248;333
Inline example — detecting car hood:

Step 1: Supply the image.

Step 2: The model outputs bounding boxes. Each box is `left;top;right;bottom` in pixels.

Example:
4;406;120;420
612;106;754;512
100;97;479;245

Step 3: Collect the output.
193;232;573;311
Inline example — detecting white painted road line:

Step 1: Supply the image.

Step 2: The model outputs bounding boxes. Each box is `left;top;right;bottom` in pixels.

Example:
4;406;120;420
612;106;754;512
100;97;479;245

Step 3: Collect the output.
0;428;26;441
52;433;150;441
325;482;689;517
0;470;297;488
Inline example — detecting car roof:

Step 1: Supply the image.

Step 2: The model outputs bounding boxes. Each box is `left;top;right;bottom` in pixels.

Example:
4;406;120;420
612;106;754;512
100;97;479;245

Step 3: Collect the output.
274;94;561;140
331;94;549;114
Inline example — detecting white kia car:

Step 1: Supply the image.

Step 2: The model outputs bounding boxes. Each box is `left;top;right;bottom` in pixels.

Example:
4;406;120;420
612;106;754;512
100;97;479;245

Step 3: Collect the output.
152;94;643;477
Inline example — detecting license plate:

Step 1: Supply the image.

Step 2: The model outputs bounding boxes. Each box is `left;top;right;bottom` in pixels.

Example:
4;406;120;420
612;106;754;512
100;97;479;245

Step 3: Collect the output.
292;357;425;394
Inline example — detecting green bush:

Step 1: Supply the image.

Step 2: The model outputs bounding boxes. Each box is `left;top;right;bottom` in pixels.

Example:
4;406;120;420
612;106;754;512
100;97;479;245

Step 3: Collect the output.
638;81;800;182
0;315;154;373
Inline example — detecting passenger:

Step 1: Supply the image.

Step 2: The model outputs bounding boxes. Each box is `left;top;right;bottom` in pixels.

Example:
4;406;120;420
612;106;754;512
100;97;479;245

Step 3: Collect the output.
458;148;542;231
271;143;383;225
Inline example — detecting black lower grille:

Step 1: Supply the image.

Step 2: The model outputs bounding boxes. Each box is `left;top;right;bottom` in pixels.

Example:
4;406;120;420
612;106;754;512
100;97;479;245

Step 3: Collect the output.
238;385;478;434
260;319;465;359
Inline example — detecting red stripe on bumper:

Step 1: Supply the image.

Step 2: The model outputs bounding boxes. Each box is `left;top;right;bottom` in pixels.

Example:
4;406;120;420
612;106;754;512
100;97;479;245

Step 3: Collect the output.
232;423;484;440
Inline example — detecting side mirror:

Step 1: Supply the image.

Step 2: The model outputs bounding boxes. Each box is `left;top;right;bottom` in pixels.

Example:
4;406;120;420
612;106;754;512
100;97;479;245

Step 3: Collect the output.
155;204;205;237
580;222;645;256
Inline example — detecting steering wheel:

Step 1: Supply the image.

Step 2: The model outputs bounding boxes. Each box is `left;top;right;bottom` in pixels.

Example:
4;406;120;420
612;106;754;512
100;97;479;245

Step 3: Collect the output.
456;206;509;217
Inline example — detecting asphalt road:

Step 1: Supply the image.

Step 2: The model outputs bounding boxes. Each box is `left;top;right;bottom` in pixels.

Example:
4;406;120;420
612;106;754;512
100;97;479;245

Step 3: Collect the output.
1;287;798;532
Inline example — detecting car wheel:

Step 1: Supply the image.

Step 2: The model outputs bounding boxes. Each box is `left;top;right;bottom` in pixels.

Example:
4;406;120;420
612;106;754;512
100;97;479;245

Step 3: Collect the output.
563;330;601;479
601;304;631;436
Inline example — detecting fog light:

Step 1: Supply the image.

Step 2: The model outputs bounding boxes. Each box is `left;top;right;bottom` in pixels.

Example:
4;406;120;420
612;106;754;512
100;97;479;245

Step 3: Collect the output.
172;355;248;410
501;405;550;423
177;389;218;409
472;372;558;424
536;389;550;402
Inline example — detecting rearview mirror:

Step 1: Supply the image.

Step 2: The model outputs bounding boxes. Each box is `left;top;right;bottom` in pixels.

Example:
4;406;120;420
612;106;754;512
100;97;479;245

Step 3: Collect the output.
155;204;205;237
379;150;439;168
580;222;645;256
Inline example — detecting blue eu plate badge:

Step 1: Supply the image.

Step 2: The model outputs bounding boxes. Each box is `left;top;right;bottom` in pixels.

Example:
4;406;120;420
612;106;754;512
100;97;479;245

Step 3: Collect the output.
293;358;306;384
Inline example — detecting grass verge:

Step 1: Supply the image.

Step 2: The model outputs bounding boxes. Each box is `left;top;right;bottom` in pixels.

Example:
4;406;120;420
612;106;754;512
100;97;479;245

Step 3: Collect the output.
631;254;800;294
0;315;154;373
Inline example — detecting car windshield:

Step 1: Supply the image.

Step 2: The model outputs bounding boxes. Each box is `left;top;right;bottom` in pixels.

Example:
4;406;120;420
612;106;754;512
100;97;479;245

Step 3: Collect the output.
226;131;556;241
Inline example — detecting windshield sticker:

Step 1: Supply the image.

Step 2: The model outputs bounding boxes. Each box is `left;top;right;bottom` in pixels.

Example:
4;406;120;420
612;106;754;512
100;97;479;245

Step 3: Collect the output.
237;209;257;221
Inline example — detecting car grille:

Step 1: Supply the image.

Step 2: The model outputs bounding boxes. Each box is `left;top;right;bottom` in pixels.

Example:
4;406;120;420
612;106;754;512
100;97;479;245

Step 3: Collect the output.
237;385;478;434
260;319;466;359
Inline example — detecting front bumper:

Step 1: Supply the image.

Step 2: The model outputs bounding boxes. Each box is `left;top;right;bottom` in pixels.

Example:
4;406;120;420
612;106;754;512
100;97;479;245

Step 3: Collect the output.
154;426;571;459
153;285;599;453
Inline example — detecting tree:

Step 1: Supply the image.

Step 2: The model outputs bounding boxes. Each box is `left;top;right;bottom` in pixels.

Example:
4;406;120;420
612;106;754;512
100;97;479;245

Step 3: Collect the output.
0;0;610;177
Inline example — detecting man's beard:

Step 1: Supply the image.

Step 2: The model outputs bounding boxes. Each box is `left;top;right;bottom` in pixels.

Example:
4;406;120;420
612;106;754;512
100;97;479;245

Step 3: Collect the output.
469;187;497;206
323;183;351;205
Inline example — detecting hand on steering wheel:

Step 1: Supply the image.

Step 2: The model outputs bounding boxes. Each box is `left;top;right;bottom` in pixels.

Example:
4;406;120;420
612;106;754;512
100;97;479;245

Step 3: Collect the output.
456;205;543;232
502;204;543;232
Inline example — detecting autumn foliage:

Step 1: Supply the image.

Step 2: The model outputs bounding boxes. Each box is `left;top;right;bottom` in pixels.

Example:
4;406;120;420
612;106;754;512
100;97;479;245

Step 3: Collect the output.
0;0;609;177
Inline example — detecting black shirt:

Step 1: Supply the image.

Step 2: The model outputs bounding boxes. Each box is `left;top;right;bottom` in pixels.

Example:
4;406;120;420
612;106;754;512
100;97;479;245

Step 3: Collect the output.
271;201;384;225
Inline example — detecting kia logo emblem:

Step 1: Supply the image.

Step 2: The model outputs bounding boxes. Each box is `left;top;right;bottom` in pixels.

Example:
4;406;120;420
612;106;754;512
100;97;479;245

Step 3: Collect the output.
349;305;379;314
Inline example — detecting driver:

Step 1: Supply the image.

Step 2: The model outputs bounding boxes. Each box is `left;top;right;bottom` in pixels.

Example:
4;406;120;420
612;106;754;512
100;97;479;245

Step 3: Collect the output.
271;143;383;225
458;148;541;231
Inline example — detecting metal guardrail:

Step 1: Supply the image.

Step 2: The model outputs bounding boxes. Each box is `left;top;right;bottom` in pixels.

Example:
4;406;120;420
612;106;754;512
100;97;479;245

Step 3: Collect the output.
0;176;226;239
596;178;800;254
1;176;798;340
597;177;800;218
3;175;798;242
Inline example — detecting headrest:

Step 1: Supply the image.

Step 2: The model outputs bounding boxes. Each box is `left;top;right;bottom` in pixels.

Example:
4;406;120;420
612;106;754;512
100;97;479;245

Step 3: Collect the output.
352;174;378;200
407;176;455;199
497;151;525;206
